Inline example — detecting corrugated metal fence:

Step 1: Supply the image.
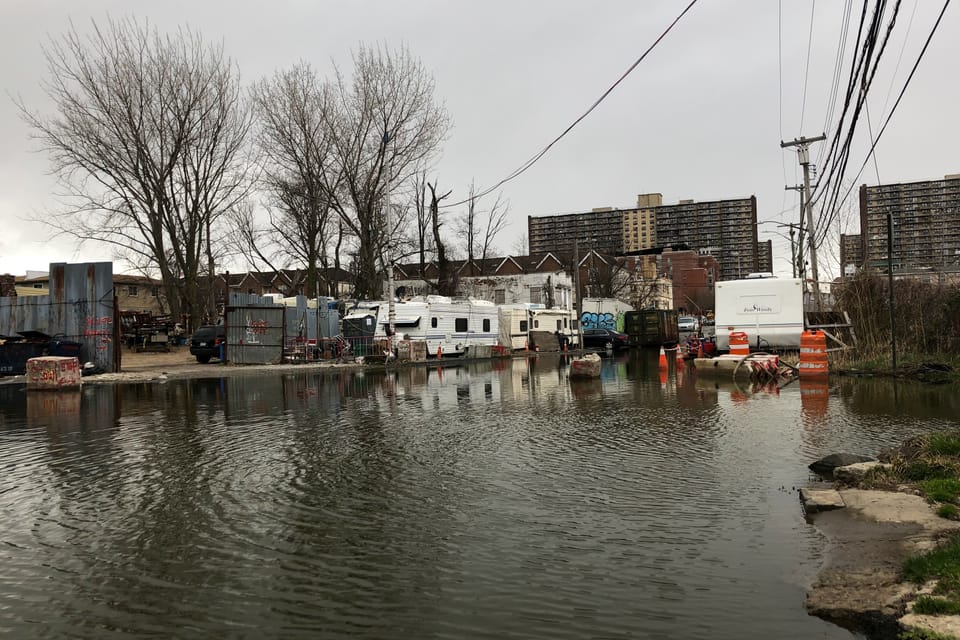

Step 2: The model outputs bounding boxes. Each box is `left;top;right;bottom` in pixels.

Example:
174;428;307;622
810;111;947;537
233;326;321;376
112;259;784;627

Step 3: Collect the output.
224;293;341;365
0;262;117;373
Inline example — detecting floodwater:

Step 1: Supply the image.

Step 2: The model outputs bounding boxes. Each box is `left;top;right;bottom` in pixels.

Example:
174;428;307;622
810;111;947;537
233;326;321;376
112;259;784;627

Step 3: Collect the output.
1;353;958;640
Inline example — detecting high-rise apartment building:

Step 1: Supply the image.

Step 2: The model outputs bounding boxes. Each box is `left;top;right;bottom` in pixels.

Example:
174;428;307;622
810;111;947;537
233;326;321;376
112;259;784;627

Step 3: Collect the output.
839;233;864;275
528;207;624;255
859;175;960;272
652;195;759;281
758;239;773;273
529;193;760;281
622;193;662;252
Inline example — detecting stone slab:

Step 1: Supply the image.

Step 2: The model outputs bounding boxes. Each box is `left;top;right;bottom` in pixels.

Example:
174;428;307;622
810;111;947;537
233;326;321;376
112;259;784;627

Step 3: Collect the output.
800;488;846;513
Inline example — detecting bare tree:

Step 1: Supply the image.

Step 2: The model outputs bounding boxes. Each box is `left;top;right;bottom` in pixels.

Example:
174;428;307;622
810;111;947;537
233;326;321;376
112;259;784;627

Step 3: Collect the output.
428;181;457;296
511;232;529;256
412;170;434;274
324;44;450;299
246;62;342;297
19;17;251;327
582;252;633;300
458;181;510;272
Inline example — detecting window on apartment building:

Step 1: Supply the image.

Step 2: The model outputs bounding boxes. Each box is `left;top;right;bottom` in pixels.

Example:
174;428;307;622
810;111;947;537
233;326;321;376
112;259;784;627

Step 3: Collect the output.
529;287;542;304
494;289;505;304
455;318;468;332
128;285;138;297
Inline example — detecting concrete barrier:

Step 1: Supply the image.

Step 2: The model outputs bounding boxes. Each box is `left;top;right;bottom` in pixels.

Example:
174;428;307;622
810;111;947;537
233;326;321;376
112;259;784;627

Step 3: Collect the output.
26;356;82;390
468;344;492;359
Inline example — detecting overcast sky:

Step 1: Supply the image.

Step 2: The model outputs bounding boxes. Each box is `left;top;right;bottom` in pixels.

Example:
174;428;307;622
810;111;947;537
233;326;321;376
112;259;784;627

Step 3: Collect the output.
1;0;957;278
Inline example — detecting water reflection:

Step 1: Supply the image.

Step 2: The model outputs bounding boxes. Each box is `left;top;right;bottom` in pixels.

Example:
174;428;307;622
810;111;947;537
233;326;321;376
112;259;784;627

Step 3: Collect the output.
2;357;957;639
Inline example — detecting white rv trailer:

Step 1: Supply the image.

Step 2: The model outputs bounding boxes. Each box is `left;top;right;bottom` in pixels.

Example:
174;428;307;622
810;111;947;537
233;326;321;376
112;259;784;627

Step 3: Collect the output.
714;276;804;351
497;304;578;350
371;296;499;357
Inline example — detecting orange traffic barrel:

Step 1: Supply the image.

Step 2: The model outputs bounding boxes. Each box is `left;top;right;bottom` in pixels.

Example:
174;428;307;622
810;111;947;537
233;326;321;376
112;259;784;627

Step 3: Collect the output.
800;379;829;418
729;331;749;356
799;330;828;378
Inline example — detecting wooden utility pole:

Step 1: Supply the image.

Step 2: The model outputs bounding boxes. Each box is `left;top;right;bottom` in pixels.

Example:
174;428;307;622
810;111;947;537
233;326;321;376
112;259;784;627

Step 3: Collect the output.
573;239;583;353
781;134;826;310
784;184;805;279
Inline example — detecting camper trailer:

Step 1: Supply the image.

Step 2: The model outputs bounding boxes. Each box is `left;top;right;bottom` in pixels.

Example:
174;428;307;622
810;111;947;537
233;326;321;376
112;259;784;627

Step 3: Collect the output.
369;296;499;357
714;276;804;351
498;305;578;351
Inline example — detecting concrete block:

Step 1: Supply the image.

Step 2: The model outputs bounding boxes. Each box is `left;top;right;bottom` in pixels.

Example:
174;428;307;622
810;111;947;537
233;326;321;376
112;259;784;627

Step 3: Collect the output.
26;356;82;390
800;487;846;513
469;344;492;359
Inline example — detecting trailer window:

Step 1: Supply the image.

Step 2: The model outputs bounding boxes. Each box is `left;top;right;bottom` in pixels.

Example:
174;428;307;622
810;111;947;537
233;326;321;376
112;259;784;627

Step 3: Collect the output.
431;317;438;328
455;318;468;332
557;319;562;331
483;319;490;332
519;320;528;332
534;319;540;329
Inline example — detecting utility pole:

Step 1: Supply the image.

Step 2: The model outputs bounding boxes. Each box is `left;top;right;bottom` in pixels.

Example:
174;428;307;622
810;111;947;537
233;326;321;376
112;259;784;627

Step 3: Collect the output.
573;239;583;353
781;134;826;311
383;131;395;348
784;185;804;279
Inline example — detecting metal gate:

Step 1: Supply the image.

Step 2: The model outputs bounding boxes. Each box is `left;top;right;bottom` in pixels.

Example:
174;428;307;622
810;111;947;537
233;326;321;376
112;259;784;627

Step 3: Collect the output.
225;306;285;365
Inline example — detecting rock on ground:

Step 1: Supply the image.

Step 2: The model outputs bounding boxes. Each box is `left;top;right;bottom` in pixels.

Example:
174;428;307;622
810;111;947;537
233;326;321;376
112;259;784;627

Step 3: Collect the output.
806;488;960;638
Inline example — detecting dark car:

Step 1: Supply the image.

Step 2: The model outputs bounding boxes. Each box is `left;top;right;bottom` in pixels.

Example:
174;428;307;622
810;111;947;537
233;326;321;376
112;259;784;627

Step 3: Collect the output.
581;328;630;352
189;325;225;364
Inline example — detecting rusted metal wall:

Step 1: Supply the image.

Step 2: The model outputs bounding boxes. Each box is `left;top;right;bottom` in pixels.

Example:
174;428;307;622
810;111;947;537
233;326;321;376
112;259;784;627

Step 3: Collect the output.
284;296;340;342
0;262;116;372
225;306;284;365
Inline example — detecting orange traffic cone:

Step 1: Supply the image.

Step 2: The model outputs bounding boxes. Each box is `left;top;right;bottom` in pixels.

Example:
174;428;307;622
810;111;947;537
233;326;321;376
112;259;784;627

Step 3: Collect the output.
658;346;668;369
675;344;685;368
437;344;443;359
697;342;704;359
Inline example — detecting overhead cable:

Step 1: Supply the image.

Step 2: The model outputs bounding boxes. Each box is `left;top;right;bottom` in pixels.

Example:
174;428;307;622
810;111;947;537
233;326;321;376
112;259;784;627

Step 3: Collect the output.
443;0;701;209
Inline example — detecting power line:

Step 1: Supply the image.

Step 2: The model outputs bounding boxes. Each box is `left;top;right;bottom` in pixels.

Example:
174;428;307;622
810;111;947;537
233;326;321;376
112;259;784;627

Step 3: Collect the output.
815;0;904;242
443;0;701;209
819;0;854;167
827;0;952;223
879;0;919;119
799;0;818;132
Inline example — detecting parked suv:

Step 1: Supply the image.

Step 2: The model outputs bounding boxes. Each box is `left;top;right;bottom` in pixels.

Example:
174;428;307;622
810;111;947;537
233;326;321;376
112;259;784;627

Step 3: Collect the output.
189;325;225;364
582;328;630;352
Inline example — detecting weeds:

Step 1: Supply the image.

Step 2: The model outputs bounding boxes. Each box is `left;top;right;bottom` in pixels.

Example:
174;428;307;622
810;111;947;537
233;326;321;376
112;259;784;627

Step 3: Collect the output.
923;479;960;503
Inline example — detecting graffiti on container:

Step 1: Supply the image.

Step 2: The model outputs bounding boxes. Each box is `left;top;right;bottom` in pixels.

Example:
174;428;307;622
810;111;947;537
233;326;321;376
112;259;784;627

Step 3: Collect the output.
580;312;616;331
84;316;113;351
245;315;269;344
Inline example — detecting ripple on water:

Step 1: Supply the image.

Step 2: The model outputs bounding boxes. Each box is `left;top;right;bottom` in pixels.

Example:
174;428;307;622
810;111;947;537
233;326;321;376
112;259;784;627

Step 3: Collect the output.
3;366;946;639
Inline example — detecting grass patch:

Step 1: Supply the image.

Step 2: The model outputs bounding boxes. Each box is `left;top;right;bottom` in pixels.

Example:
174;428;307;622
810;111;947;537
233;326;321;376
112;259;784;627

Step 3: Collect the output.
901;627;960;640
936;504;959;520
901;461;959;482
903;534;960;585
911;595;960;615
927;432;960;457
858;464;901;490
923;478;960;503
